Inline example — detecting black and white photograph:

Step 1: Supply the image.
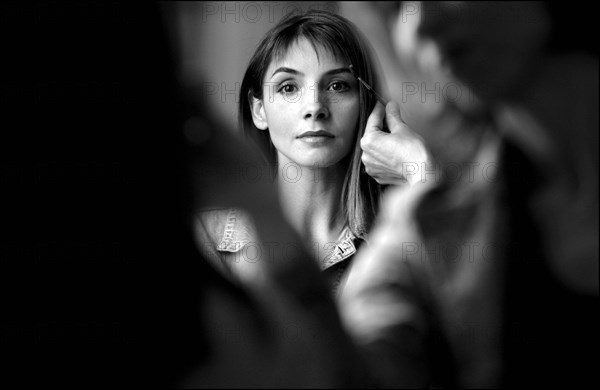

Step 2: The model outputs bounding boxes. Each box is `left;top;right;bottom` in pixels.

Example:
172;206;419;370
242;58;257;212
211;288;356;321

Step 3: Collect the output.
2;2;597;387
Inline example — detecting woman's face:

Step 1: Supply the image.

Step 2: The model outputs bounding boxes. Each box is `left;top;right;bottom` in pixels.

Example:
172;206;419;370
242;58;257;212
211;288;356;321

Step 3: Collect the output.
251;37;360;168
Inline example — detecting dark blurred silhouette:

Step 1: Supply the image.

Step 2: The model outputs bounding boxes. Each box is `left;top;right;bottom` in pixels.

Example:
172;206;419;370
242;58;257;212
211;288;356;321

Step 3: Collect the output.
414;3;598;387
338;1;598;388
2;2;217;386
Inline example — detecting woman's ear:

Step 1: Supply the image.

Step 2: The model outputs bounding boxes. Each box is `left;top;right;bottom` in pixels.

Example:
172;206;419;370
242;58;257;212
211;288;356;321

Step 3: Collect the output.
249;91;268;130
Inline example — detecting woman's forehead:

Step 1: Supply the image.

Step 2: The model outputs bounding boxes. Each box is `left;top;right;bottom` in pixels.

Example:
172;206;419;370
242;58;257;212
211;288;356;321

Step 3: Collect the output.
271;37;348;67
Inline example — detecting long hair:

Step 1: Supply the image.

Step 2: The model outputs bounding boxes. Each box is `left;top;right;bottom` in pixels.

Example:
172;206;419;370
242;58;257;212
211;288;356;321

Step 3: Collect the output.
239;10;382;239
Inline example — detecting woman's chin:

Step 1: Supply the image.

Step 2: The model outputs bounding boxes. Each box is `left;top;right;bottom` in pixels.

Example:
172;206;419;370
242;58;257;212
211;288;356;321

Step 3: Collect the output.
292;156;344;169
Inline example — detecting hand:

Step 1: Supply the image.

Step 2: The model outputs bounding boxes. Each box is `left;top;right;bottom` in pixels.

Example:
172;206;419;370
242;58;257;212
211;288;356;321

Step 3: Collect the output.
361;101;432;186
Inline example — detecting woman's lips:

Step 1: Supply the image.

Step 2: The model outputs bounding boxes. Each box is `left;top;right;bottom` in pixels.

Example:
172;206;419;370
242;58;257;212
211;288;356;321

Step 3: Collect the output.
297;130;334;139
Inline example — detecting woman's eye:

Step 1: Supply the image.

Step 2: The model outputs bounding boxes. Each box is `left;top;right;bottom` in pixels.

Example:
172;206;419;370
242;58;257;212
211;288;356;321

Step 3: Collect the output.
278;83;298;94
328;81;349;92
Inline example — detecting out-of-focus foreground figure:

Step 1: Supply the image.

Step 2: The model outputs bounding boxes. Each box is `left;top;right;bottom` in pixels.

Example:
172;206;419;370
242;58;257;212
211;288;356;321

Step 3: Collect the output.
339;1;598;387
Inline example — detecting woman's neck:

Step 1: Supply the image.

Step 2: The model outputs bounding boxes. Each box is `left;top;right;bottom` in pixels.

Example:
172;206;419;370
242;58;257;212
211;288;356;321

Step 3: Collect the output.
276;162;346;246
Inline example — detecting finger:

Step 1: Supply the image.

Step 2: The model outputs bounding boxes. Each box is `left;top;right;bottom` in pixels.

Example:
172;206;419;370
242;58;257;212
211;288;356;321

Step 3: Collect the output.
364;101;386;134
385;100;405;133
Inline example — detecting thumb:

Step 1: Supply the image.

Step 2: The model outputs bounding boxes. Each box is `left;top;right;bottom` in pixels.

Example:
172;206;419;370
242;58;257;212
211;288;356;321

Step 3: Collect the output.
385;100;405;133
364;101;386;134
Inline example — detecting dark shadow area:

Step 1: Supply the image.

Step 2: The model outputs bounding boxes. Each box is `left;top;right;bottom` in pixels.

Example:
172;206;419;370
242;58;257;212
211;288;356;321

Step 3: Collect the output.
1;3;231;385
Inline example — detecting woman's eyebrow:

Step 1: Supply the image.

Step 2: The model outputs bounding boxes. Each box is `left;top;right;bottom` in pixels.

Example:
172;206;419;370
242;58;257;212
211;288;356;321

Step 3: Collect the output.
271;67;302;78
270;67;352;78
323;67;352;76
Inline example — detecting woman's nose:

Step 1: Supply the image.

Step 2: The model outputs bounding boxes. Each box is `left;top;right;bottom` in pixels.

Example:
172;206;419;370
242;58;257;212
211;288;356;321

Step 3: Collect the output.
303;88;329;120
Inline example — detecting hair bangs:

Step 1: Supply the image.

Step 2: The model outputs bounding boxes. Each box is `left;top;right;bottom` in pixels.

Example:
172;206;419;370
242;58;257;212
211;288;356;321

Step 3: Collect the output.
270;28;351;68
